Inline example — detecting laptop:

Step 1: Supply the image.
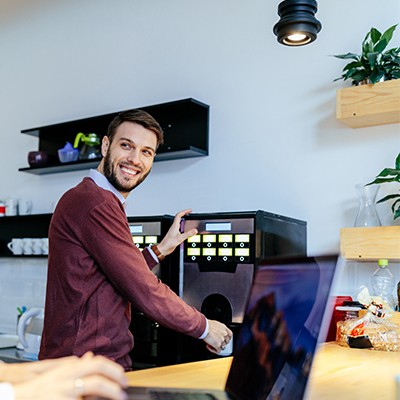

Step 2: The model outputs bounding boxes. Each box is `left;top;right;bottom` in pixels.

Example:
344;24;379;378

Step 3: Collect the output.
125;255;338;400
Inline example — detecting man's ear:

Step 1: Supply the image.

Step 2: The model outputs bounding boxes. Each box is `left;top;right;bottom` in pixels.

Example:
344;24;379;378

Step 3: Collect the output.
101;136;110;157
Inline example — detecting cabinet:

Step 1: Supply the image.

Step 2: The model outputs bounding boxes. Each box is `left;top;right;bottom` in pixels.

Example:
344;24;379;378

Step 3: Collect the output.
340;226;400;261
336;79;400;128
19;98;209;175
0;214;52;257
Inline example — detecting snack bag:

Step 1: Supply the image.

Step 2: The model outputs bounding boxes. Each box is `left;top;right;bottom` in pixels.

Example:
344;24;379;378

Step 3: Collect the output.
336;286;400;351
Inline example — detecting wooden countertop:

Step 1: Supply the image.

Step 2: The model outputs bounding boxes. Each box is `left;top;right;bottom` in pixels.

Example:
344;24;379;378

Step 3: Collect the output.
126;342;400;400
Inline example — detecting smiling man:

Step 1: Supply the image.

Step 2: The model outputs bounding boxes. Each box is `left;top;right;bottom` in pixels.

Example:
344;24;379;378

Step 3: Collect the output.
39;110;232;370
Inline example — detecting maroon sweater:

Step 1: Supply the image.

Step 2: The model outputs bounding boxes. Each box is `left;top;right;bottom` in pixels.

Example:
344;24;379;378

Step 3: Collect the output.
39;177;206;369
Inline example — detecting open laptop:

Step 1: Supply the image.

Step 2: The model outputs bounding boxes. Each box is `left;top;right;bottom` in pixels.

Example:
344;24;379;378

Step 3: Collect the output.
125;255;338;400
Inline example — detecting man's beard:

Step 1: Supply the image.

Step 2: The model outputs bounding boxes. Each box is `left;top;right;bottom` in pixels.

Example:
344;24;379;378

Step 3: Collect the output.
103;152;150;194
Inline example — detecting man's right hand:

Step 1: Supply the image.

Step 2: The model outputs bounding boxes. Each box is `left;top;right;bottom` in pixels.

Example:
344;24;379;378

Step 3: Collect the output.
203;320;233;354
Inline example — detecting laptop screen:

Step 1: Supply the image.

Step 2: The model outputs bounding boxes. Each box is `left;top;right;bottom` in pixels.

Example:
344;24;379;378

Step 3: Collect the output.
225;255;337;400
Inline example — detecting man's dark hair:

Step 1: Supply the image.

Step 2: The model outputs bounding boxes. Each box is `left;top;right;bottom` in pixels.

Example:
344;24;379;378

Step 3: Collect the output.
107;109;164;149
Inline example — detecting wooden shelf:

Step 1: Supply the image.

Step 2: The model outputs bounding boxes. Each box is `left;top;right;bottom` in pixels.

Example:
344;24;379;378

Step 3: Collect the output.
336;79;400;128
340;226;400;261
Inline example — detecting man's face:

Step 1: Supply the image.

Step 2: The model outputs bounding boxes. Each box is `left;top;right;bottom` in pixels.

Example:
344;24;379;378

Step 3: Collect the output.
100;122;157;197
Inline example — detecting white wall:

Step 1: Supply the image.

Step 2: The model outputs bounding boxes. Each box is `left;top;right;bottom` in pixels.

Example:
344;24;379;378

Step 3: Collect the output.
0;0;399;331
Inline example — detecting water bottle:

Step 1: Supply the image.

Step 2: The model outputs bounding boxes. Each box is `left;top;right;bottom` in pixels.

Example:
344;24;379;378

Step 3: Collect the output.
370;259;396;310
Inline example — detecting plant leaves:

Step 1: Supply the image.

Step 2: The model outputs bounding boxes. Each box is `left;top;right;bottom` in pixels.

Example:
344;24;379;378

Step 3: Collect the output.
333;53;360;60
380;24;398;46
370;27;382;43
369;69;385;83
376;193;400;204
396;153;400;170
374;38;388;53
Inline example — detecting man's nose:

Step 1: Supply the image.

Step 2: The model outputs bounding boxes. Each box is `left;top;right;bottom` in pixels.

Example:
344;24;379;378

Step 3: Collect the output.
127;149;141;164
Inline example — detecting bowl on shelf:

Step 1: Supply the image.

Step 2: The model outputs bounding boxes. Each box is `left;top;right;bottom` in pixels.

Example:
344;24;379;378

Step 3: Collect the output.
28;151;48;167
57;142;79;163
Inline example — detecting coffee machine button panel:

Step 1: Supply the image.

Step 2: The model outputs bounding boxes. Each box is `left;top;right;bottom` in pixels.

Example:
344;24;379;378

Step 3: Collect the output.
184;233;253;263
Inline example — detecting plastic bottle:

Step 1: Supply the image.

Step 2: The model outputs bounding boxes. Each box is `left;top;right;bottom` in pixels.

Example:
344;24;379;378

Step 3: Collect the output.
370;259;396;310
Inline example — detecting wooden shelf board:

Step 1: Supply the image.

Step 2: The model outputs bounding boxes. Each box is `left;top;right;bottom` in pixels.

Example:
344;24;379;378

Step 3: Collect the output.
340;226;400;261
336;79;400;128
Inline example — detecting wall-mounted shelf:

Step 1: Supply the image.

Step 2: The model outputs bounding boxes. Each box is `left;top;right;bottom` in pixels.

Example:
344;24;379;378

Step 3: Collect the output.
340;226;400;261
19;98;209;175
336;79;400;128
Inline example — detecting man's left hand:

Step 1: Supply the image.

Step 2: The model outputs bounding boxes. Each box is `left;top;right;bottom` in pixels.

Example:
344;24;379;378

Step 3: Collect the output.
157;209;197;257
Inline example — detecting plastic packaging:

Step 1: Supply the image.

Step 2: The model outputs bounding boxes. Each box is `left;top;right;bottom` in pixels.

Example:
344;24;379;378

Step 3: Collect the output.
336;286;400;351
371;259;396;310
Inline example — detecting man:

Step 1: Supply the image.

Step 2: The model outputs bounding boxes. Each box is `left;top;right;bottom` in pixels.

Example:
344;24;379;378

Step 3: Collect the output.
39;109;232;370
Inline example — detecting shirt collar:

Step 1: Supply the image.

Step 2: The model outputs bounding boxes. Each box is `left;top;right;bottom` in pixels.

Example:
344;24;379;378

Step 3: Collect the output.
88;169;126;205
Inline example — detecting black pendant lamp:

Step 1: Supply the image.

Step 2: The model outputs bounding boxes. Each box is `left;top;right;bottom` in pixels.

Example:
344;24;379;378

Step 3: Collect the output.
273;0;322;46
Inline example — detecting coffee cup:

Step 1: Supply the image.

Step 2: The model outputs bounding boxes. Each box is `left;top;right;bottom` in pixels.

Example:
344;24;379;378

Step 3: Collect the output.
18;199;33;216
41;238;49;255
32;239;42;255
7;238;23;255
5;198;18;216
219;335;233;356
22;238;33;255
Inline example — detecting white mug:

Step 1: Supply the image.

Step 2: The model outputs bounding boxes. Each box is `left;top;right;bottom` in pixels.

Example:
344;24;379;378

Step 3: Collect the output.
41;238;49;255
22;238;33;255
219;334;233;356
7;238;23;255
18;199;33;216
32;239;42;255
5;198;18;216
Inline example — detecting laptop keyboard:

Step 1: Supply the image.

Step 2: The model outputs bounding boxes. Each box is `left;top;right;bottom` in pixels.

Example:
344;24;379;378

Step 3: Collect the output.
150;391;218;400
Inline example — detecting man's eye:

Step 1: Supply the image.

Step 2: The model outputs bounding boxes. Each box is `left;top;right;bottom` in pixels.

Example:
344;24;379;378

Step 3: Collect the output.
121;143;131;149
143;150;154;157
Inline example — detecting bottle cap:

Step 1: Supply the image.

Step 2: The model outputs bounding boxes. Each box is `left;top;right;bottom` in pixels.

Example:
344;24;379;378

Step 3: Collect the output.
378;259;389;267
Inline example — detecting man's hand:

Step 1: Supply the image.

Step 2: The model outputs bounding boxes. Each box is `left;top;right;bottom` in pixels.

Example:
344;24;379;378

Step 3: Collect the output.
157;209;198;257
203;320;233;354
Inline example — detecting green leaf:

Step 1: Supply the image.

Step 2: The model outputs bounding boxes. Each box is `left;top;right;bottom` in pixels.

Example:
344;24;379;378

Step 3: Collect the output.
370;27;381;44
374;38;388;53
333;53;360;60
343;61;363;71
367;52;379;68
376;194;400;204
391;198;400;214
396;153;400;170
374;167;400;178
369;69;385;83
380;24;398;46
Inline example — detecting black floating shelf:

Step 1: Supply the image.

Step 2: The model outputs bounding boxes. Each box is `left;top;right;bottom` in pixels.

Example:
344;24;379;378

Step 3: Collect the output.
18;159;102;175
19;98;209;175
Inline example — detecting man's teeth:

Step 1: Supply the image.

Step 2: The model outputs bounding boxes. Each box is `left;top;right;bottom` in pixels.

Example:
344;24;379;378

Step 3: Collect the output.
121;166;138;175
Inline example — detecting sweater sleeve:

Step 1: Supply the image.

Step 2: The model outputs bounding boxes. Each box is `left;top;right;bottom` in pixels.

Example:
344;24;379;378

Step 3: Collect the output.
82;200;206;338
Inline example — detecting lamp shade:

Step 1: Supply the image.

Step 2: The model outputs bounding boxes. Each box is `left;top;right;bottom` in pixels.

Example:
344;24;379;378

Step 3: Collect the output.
273;0;322;46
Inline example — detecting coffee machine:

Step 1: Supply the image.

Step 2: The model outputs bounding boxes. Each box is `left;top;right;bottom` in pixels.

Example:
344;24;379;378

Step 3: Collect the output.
176;210;307;363
127;215;180;368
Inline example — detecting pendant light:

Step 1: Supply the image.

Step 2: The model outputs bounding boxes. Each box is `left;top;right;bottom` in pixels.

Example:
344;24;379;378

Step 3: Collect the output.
273;0;322;46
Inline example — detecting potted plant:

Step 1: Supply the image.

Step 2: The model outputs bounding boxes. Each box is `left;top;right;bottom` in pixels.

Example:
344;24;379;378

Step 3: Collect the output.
333;24;400;86
366;152;400;220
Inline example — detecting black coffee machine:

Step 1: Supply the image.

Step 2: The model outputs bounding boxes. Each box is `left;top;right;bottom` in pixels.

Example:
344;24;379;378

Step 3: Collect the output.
127;215;180;369
175;210;307;364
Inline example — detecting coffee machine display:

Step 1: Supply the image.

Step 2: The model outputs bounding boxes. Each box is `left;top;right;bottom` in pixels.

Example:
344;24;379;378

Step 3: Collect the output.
177;210;307;363
127;215;180;369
